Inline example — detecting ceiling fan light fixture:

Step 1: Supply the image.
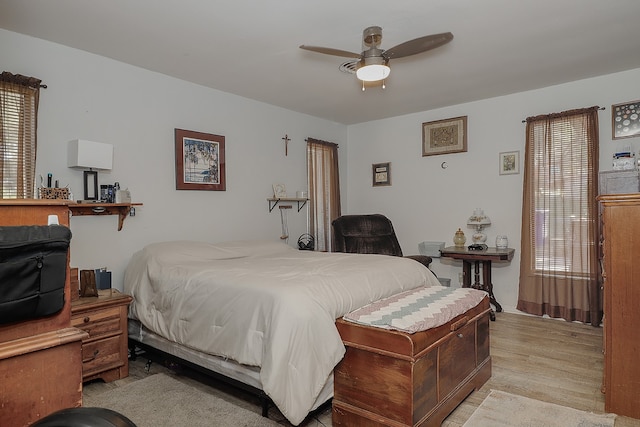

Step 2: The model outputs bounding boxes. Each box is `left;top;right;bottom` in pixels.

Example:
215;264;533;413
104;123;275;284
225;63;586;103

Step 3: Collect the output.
356;56;390;82
356;64;390;82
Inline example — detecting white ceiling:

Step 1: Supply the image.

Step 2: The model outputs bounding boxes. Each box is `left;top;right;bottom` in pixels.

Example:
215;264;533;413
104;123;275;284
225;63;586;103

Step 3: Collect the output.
2;0;640;125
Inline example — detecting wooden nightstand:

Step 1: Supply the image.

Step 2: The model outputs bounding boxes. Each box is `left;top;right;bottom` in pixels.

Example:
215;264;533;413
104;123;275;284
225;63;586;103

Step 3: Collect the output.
71;289;133;383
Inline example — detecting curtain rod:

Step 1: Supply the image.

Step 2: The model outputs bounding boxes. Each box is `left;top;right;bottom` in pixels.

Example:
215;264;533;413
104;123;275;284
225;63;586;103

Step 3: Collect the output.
521;106;605;123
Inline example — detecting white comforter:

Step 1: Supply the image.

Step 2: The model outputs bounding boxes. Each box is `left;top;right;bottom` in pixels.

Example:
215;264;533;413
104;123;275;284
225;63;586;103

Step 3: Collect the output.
124;240;439;425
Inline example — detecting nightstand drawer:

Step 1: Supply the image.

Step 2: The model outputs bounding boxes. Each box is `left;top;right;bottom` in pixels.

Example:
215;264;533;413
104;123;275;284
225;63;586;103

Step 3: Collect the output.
82;335;123;376
71;306;121;340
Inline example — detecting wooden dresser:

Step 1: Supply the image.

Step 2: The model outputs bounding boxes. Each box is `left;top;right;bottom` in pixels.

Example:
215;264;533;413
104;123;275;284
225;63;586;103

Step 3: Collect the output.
599;194;640;419
0;200;87;427
72;289;133;382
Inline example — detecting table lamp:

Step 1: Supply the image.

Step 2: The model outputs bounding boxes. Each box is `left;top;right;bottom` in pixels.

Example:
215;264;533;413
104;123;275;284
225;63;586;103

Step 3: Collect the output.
467;208;491;244
67;139;113;201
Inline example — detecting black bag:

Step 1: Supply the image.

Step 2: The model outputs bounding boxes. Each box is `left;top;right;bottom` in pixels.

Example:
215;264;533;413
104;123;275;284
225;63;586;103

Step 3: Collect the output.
0;225;71;325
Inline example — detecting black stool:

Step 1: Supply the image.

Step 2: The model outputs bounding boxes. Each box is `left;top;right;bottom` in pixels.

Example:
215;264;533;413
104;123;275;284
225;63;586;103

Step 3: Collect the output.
31;407;137;427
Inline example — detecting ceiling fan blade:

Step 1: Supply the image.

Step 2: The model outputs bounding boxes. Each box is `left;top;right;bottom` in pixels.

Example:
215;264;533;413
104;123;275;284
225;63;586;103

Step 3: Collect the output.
299;45;362;59
383;32;453;59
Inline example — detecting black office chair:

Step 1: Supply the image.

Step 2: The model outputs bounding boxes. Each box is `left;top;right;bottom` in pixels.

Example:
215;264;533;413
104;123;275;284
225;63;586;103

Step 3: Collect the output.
31;407;137;427
331;214;433;269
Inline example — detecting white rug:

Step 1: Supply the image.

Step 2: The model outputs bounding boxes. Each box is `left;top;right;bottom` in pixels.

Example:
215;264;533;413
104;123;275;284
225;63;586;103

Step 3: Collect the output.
462;390;616;427
83;373;281;427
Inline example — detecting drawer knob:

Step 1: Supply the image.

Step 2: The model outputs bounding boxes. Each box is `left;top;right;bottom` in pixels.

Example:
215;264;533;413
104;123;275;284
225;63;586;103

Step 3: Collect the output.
85;349;99;362
457;333;464;338
83;316;90;323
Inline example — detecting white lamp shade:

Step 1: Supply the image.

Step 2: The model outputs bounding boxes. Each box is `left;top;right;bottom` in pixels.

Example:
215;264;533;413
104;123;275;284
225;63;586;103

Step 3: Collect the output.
67;139;113;170
467;208;491;226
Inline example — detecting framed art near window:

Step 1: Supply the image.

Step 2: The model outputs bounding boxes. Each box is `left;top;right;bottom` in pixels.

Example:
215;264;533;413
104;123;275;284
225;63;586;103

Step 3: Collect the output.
422;116;467;156
372;162;391;187
499;151;519;175
175;128;226;191
612;100;640;140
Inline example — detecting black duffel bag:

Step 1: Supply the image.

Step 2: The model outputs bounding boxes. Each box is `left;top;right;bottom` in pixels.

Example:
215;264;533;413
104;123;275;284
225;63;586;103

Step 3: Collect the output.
0;225;71;325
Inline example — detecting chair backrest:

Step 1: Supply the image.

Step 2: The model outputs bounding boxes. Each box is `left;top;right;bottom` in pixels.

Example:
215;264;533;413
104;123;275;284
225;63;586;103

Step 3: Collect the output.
331;214;403;257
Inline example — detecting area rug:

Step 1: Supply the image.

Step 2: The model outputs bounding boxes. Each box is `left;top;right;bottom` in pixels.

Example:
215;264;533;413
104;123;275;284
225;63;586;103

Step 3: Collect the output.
83;373;281;427
462;390;616;427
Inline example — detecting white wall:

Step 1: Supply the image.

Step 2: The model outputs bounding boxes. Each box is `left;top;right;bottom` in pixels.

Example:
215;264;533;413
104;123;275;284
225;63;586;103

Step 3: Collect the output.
1;29;348;290
4;28;639;313
346;67;640;313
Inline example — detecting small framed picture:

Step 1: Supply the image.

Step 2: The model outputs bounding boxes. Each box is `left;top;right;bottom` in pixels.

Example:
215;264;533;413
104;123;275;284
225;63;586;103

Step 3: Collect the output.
612;100;640;140
272;183;287;198
372;162;391;187
422;116;468;156
499;151;520;175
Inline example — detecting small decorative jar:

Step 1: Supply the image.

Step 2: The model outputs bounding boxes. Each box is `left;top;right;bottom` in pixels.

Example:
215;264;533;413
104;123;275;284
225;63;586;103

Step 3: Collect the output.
453;228;466;247
496;235;508;249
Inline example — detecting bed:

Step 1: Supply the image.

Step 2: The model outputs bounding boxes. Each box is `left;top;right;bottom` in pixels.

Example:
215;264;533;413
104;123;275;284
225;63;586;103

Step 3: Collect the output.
123;239;475;425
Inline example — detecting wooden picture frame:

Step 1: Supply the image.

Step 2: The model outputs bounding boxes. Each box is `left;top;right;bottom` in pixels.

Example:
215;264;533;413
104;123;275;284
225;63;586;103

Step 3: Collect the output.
175;128;225;191
499;151;520;175
372;162;391;187
612;100;640;140
422;116;467;156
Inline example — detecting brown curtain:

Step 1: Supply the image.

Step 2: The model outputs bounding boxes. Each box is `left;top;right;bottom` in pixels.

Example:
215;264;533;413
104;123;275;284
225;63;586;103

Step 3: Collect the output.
517;106;601;326
0;71;42;199
306;138;341;252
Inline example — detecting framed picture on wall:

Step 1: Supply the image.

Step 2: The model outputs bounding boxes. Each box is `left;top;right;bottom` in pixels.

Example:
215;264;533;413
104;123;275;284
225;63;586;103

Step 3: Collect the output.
612;100;640;140
372;162;391;187
422;116;468;156
499;151;520;175
175;128;226;191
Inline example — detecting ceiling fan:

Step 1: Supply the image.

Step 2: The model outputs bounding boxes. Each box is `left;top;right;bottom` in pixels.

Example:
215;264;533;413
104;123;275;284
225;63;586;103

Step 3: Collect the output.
300;26;453;90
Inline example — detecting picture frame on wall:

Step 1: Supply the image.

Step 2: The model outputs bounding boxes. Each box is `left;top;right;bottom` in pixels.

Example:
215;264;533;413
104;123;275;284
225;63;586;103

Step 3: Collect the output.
612;100;640;140
175;128;226;191
422;116;468;156
372;162;391;187
499;151;520;175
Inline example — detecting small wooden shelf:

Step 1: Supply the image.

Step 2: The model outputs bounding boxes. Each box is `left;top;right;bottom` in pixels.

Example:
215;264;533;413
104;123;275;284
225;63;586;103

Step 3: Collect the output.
69;202;142;231
267;198;308;212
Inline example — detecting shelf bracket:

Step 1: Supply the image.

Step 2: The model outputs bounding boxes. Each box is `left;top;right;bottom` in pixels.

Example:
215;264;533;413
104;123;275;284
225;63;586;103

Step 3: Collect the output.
268;198;308;212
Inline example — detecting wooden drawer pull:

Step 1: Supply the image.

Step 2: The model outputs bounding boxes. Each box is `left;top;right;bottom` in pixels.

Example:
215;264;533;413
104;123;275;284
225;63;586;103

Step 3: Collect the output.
83;316;90;323
84;349;99;363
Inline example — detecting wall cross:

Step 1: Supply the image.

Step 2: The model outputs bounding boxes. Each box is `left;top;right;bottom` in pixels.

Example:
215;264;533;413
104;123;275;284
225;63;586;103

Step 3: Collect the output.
282;134;290;156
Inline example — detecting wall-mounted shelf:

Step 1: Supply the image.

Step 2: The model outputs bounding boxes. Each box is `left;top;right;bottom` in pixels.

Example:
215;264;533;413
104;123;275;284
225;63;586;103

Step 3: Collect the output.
267;198;308;212
69;202;142;231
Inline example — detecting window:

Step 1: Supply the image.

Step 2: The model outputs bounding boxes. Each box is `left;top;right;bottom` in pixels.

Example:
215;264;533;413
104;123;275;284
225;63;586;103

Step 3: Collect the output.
0;72;42;199
517;106;601;325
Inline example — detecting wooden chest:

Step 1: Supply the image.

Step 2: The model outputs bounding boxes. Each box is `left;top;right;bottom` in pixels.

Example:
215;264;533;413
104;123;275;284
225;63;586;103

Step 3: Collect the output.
333;296;491;427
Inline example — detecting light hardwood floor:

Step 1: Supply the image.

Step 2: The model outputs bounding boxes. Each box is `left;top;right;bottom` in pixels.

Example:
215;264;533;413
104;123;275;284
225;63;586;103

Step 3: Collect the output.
84;312;640;426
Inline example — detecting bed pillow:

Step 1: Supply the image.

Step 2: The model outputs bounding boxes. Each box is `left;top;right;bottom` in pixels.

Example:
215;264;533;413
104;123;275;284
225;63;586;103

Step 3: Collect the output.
214;240;296;257
141;240;245;264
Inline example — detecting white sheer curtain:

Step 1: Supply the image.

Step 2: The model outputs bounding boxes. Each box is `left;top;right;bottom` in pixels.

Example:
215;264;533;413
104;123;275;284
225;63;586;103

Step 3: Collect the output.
306;138;341;252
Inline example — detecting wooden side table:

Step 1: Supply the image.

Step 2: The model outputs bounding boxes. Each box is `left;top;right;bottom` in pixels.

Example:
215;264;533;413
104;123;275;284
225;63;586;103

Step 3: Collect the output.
71;289;133;382
440;246;515;320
